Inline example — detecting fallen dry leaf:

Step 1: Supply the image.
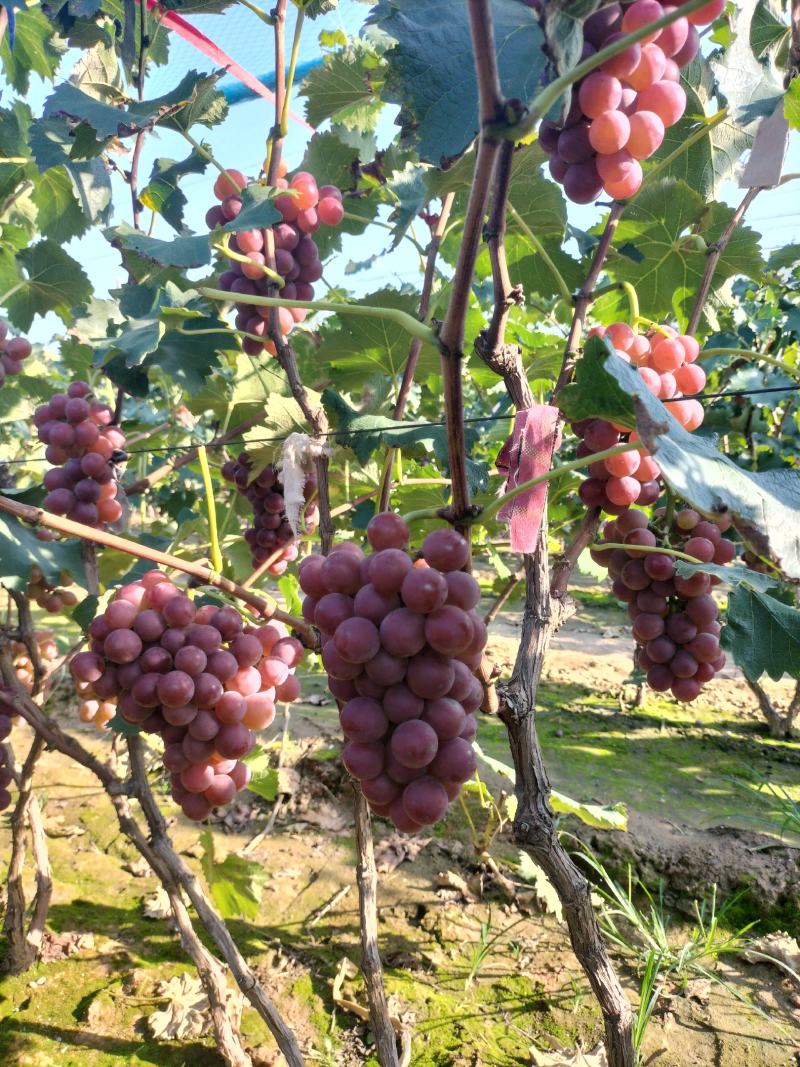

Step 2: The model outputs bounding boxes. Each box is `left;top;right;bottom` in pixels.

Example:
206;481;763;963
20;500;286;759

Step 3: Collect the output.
142;887;173;920
436;870;477;901
530;1043;607;1066
375;832;431;874
123;857;153;878
147;973;208;1041
741;932;800;981
43;815;85;838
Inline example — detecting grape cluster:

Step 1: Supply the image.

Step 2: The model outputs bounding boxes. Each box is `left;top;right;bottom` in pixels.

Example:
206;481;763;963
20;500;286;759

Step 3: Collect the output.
34;381;126;529
592;506;734;701
539;1;724;203
25;566;79;614
221;452;319;575
301;514;486;833
69;569;305;820
576;323;704;513
207;164;343;357
0;320;32;388
12;632;58;692
0;693;15;812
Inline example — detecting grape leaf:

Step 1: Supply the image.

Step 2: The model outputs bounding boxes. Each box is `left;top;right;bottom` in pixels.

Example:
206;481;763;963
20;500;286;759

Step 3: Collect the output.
367;0;546;167
296;0;338;16
785;80;800;132
199;829;266;920
605;179;764;323
301;47;382;130
711;0;784;127
106;225;211;269
3;241;92;331
140;150;209;232
31;164;111;243
539;0;600;121
322;390;488;495
750;0;790;60
220;184;281;233
317;287;440;389
0;513;84;589
0;8;64;94
560;338;800;580
721;582;800;682
654;56;753;200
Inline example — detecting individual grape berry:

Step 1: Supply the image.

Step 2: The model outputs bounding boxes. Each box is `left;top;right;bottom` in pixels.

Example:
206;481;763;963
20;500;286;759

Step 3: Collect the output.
69;571;304;818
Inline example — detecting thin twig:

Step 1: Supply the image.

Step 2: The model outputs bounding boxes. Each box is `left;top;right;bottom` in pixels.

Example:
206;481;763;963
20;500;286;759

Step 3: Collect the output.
0;495;316;644
685;186;761;336
3;732;52;974
557;203;624;392
379;194;456;511
437;0;505;529
483;568;523;626
353;786;401;1067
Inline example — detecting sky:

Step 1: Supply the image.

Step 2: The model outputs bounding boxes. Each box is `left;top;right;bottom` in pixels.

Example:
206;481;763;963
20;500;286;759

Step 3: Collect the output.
5;0;799;345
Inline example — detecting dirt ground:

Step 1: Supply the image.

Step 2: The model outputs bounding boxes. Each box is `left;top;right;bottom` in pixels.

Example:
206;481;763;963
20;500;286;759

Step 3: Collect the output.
2;585;800;1066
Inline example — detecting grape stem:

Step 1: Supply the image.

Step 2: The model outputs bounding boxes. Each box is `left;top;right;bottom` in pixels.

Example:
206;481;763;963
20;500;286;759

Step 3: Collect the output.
621;282;639;328
197;444;224;574
279;9;304;137
590;541;704;565
504;0;713;141
180;130;245;193
685;185;761;336
198;286;439;345
402;442;642;526
213;236;285;286
0;494;318;647
697;348;799;378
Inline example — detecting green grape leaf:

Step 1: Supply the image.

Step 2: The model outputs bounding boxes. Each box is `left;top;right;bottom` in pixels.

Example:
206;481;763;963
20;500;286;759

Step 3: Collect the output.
711;0;784;127
549;790;628;831
71;594;99;631
750;0;790;60
140;150;209;232
0;8;64;95
322;390;488;495
605;179;764;324
153;70;229;133
220;184;281;233
367;0;546;166
199;829;266;920
653;56;753;200
297;0;338;17
2;241;92;331
560;337;800;579
242;747;280;800
317;287;439;388
721;582;800;682
785;79;800;131
0;514;84;589
106;224;210;269
539;0;600;120
32;165;106;243
301;46;382;130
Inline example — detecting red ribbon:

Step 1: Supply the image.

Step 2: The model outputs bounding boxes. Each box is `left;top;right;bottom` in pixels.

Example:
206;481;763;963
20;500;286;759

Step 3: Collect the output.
143;0;314;130
496;405;562;553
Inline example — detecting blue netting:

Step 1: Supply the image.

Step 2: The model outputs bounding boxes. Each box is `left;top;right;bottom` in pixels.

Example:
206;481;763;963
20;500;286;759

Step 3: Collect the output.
147;1;368;105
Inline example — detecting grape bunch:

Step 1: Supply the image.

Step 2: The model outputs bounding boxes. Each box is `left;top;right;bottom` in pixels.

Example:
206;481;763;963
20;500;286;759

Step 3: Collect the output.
539;1;724;203
592;506;734;701
12;632;58;692
34;381;126;529
300;514;486;834
207;163;343;357
69;569;305;820
25;566;79;614
0;320;32;389
0;694;15;812
576;323;704;513
221;451;319;575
